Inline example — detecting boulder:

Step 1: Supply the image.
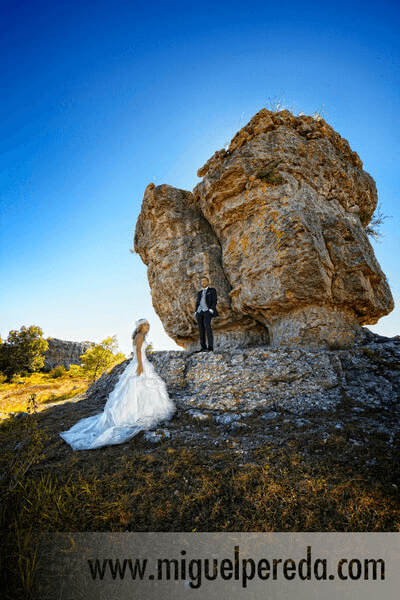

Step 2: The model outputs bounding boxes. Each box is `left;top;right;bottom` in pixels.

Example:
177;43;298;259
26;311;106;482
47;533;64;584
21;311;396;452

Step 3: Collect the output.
134;110;394;349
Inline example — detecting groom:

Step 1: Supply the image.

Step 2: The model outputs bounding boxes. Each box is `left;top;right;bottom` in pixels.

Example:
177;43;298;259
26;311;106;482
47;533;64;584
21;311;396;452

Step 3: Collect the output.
195;276;218;352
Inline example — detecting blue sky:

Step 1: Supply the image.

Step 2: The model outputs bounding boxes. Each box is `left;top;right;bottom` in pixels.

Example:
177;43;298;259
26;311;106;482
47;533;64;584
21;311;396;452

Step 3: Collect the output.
1;0;399;356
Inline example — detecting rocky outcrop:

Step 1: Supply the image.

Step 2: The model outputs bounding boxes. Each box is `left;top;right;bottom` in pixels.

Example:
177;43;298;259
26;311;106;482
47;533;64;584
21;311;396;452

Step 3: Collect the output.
59;329;400;456
44;338;93;371
134;109;394;350
146;330;400;415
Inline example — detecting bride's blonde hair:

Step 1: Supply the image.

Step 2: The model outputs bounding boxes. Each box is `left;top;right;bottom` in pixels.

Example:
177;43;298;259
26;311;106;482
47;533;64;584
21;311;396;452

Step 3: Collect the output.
132;319;149;344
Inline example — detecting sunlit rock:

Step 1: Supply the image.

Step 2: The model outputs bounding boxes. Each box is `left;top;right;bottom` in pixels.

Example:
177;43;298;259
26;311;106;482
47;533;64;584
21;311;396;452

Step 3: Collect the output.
134;110;394;349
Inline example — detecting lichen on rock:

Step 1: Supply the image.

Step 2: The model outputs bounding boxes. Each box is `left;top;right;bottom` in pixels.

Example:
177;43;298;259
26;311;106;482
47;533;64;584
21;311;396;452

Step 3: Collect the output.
134;109;394;350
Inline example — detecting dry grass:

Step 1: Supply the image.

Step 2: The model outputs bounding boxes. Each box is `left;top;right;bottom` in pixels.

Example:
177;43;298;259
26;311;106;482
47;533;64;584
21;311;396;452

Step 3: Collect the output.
0;372;91;418
0;375;399;598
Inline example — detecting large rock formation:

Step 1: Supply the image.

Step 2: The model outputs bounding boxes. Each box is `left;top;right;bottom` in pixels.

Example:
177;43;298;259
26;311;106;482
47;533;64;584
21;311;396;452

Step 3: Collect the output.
44;338;93;371
134;109;394;350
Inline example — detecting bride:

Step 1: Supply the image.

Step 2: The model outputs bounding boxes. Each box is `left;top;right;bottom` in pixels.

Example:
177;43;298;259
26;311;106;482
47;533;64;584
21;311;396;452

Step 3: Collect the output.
60;320;175;450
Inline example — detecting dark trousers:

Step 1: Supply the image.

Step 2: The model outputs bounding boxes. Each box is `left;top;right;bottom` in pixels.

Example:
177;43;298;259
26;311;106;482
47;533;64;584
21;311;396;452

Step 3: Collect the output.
196;310;213;350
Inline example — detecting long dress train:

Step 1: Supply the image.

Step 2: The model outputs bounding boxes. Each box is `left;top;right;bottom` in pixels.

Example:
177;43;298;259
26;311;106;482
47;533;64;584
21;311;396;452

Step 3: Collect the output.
60;341;175;450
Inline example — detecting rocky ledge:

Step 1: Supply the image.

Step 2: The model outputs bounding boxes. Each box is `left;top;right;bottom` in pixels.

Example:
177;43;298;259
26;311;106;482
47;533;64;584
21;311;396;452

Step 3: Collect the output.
57;329;399;465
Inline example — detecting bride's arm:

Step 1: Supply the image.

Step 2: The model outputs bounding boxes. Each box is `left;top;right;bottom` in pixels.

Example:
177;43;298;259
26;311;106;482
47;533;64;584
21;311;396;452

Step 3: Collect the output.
136;333;145;376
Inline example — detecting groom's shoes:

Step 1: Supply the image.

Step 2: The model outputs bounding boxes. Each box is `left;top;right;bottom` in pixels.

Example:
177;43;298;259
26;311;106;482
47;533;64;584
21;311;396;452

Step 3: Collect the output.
207;347;214;352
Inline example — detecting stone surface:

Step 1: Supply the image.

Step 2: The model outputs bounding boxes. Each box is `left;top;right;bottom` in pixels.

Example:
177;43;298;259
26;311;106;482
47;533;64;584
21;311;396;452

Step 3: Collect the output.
134;109;393;349
56;329;400;457
44;338;93;371
134;183;269;350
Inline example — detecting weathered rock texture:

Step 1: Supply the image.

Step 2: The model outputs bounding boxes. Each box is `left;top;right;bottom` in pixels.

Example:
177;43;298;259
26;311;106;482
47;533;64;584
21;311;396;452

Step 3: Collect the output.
134;184;269;350
54;330;400;457
134;109;394;350
44;338;93;371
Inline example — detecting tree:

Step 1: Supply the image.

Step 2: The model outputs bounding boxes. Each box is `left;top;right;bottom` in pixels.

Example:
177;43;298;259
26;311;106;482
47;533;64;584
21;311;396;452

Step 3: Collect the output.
80;336;125;381
0;326;49;380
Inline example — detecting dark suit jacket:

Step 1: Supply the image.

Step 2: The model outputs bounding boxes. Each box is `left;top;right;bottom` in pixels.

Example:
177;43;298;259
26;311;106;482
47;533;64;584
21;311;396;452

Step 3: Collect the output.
196;287;218;317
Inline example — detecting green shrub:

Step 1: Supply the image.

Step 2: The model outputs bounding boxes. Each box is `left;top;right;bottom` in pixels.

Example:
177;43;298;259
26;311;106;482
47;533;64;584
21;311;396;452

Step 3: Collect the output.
256;160;284;186
80;336;122;381
67;364;84;377
49;366;65;378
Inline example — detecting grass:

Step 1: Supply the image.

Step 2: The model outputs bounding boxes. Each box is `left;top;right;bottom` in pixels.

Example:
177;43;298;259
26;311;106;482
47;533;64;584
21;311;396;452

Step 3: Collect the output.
256;160;284;186
0;375;399;598
0;371;91;418
3;444;397;533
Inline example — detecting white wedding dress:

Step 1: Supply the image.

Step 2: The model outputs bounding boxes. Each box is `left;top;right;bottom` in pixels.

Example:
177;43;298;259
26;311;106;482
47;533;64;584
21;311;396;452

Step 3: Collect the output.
60;341;175;450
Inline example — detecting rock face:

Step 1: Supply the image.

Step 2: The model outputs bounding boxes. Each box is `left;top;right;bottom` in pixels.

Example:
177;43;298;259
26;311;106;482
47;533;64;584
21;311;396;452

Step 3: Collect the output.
134;184;269;350
146;330;400;416
44;338;93;371
134;109;394;350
